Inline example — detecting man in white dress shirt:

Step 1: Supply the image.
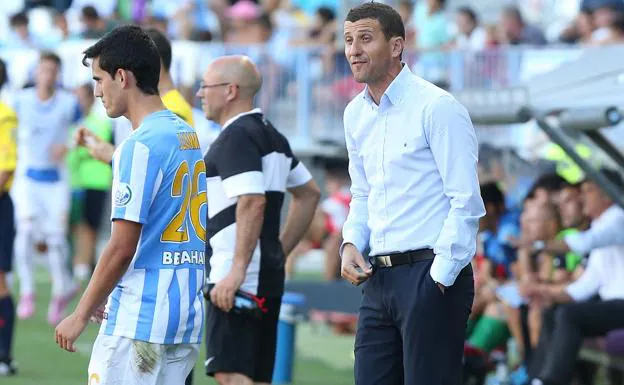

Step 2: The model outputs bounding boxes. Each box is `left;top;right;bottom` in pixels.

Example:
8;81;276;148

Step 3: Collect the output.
526;169;624;385
339;3;486;384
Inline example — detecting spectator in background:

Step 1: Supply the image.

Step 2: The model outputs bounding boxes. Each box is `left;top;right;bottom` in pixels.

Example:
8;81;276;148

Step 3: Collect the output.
412;0;452;85
590;1;623;43
413;0;451;51
285;157;351;281
452;6;487;50
397;1;416;46
499;6;547;46
575;9;596;43
527;171;624;385
66;83;112;284
5;12;40;49
290;6;335;46
599;12;624;43
80;6;116;39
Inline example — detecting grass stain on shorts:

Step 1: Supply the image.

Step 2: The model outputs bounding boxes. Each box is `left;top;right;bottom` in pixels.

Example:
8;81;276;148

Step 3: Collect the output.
132;341;160;374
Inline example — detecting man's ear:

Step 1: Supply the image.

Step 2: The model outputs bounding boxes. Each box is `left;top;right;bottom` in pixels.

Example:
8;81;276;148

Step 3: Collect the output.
117;68;131;89
391;36;405;59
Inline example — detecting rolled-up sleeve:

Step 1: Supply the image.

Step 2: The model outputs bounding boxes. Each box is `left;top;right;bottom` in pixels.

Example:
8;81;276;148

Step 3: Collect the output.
564;206;624;255
426;95;486;286
566;253;600;301
340;108;371;255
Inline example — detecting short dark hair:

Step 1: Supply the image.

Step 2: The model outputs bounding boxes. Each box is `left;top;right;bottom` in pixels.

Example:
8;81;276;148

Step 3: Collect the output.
345;2;405;40
81;5;99;21
480;182;505;210
256;13;273;32
145;28;172;72
457;6;478;24
317;7;336;24
82;25;160;96
530;173;567;194
40;51;62;67
10;12;28;27
0;58;7;90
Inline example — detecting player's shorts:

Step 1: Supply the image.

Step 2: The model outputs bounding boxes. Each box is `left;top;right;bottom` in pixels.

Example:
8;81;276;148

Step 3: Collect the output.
0;193;15;273
70;189;108;231
88;334;199;385
12;176;69;235
205;296;282;382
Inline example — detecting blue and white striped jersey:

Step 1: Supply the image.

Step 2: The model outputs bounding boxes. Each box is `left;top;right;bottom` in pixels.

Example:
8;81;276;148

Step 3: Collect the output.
101;110;207;345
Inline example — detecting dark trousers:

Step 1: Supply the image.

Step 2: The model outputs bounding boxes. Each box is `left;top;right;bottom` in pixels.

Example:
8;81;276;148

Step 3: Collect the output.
529;300;624;385
354;258;474;385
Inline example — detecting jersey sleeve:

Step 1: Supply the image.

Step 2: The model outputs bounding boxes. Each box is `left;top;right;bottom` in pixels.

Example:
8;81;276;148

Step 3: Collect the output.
286;156;312;188
111;138;162;224
214;127;265;198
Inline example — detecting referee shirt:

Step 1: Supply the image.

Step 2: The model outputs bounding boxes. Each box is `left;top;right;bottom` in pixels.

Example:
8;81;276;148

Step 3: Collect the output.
0;102;17;192
204;108;312;297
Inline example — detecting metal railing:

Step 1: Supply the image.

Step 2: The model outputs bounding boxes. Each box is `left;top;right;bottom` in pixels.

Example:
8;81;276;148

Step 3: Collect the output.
0;42;604;150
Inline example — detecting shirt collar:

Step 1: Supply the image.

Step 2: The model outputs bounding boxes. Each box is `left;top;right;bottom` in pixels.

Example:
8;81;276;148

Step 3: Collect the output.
221;108;262;131
362;63;412;107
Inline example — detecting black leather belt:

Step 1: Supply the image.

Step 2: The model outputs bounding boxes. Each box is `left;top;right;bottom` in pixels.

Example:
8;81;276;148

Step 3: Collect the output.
372;248;434;268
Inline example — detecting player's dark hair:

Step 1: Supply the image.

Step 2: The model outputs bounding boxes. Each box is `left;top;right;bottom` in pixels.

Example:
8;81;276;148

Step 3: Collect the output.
457;6;478;24
480;182;506;213
145;27;172;72
82;25;160;96
0;58;7;90
40;51;62;67
346;2;405;41
10;12;28;27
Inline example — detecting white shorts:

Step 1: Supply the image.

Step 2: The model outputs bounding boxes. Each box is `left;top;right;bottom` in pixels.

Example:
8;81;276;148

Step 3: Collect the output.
88;334;199;385
12;176;70;235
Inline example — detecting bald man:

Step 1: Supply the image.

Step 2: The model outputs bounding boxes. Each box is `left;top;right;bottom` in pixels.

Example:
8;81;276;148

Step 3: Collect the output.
198;55;320;385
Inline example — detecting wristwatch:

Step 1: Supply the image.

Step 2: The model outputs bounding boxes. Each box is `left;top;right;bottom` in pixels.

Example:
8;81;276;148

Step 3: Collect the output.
533;240;545;252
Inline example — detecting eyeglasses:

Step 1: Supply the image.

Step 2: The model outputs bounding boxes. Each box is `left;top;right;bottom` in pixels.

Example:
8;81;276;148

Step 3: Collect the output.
199;82;235;90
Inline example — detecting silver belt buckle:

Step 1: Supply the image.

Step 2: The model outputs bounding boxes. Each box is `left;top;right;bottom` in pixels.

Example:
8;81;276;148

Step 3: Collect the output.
380;255;392;267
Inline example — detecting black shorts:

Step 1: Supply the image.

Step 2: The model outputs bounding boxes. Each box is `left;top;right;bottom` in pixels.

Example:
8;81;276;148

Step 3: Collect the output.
204;295;282;382
72;189;107;231
0;193;15;273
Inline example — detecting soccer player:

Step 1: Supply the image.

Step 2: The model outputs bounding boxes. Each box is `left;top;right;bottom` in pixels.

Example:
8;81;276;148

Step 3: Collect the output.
76;27;195;164
54;25;207;385
12;51;81;325
0;57;18;376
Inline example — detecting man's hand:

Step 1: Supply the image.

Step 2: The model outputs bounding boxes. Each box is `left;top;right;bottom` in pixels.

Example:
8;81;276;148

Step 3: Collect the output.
341;244;372;285
51;144;68;163
74;126;114;163
55;312;89;352
210;268;246;312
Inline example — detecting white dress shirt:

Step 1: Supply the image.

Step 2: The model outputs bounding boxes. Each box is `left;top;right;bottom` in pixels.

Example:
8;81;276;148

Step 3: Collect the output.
566;204;624;301
564;205;624;256
341;65;486;287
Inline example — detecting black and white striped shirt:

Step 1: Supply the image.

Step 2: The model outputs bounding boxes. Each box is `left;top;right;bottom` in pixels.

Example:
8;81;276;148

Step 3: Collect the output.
204;109;312;297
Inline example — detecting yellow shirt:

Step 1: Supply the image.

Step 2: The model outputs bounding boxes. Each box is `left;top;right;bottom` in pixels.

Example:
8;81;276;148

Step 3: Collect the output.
162;89;194;128
0;102;17;191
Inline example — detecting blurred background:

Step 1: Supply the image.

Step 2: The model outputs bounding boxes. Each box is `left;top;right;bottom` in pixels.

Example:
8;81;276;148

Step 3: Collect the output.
2;0;624;384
